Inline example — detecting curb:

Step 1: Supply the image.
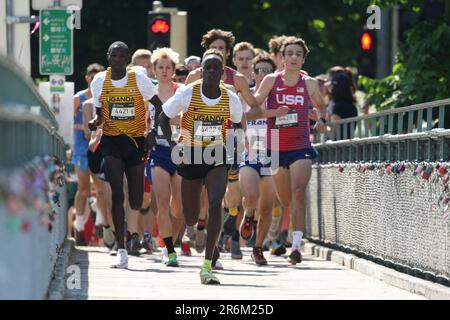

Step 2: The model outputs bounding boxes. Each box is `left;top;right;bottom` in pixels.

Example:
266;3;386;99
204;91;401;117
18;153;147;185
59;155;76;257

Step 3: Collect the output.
302;240;450;300
47;238;75;300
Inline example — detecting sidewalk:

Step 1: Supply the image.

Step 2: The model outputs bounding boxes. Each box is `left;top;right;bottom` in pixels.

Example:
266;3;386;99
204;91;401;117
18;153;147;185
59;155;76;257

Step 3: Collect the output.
64;246;426;300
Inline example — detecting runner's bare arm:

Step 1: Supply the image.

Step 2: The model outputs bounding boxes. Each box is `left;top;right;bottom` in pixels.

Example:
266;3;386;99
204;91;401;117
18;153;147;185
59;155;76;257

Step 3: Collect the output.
234;73;262;119
248;74;288;120
306;77;326;118
74;95;80;117
82;100;94;140
185;68;202;85
88;107;104;131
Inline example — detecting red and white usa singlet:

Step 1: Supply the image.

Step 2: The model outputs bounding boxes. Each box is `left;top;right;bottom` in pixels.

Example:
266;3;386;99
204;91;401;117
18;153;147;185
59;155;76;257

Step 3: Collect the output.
266;72;311;151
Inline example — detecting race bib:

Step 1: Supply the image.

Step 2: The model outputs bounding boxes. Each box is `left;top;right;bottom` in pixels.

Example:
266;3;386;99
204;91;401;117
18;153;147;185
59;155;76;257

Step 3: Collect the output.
194;120;222;143
275;109;298;128
109;103;135;121
251;136;266;152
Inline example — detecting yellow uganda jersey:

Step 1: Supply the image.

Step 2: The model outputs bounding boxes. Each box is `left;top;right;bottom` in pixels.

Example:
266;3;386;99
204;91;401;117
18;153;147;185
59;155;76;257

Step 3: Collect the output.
180;81;231;148
99;68;146;137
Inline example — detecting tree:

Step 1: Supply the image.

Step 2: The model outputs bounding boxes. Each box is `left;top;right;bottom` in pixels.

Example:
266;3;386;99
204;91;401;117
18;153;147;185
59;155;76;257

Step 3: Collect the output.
359;0;450;111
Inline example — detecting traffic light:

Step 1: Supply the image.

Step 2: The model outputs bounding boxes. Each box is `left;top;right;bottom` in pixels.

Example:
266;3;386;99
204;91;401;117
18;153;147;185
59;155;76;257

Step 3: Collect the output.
148;12;171;51
357;29;377;78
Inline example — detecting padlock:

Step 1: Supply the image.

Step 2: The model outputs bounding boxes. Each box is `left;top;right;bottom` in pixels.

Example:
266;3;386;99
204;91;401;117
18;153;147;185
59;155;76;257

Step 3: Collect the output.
421;166;433;180
368;164;375;171
438;166;447;177
398;163;406;173
21;220;31;233
338;165;344;173
414;164;424;176
392;164;400;174
359;164;367;174
385;164;393;175
440;196;450;207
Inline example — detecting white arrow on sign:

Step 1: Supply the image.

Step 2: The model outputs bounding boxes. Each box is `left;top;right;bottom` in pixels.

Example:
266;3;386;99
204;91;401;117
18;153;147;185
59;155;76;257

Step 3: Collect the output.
43;34;50;42
43;18;50;25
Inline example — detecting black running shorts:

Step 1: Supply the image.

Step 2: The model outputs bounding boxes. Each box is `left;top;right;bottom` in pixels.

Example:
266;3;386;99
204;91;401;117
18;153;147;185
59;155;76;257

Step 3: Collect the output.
99;135;146;168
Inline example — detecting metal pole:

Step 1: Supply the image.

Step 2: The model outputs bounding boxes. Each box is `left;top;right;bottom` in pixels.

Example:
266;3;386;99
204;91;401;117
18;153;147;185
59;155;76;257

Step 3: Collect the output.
391;6;399;67
376;8;391;78
6;0;14;58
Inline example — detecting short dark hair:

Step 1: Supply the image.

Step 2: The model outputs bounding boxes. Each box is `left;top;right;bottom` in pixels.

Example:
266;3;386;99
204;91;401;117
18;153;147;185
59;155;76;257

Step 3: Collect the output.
268;35;288;55
281;37;310;57
253;53;276;71
330;73;355;103
201;29;236;52
175;65;189;77
108;41;129;54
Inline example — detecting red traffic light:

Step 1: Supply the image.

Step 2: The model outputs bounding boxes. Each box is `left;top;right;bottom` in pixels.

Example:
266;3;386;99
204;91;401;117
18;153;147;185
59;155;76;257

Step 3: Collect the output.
151;19;170;34
361;32;373;51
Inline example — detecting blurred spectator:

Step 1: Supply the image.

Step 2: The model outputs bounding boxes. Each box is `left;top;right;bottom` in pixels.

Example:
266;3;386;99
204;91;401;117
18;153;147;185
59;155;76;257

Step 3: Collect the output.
173;64;189;83
268;35;288;72
184;55;201;72
131;49;154;78
326;73;358;140
315;74;330;108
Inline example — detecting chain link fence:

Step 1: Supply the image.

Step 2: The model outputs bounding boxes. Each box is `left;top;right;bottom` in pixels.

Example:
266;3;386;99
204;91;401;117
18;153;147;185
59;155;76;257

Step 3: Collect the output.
306;100;450;285
0;56;67;299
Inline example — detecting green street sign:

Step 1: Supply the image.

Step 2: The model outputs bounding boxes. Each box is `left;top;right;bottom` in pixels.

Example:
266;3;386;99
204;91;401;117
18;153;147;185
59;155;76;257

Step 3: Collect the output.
39;9;73;75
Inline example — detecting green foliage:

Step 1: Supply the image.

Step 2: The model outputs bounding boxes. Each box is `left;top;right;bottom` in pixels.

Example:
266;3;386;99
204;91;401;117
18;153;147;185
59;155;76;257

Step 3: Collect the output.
360;19;450;110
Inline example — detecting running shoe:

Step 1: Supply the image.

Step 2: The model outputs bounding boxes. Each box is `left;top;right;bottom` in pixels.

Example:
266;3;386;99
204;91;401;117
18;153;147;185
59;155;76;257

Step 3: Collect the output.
110;249;128;269
239;215;254;241
230;240;243;260
103;226;115;249
181;241;192;256
212;260;224;270
271;241;287;256
166;252;179;267
141;233;152;254
195;228;206;254
251;247;268;266
289;249;302;265
128;233;142;256
199;267;220;285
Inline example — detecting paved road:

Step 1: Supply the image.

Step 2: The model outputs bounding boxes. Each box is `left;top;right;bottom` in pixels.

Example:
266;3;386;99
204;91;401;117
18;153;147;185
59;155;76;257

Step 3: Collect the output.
64;246;426;300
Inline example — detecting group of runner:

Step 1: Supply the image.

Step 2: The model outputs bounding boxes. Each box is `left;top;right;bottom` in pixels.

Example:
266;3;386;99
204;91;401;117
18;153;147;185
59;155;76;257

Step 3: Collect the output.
72;29;328;285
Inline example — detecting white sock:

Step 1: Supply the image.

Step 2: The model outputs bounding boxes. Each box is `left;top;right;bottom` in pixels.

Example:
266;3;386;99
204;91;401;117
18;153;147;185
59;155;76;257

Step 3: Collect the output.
292;231;303;251
75;215;84;232
95;210;104;226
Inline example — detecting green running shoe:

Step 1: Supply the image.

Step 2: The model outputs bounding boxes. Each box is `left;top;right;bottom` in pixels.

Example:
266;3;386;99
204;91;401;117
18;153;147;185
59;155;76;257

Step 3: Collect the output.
166;252;179;267
199;267;220;285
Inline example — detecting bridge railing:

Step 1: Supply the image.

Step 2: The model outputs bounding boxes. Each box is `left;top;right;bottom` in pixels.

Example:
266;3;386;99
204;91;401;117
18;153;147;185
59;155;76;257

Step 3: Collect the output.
0;56;67;299
307;99;450;285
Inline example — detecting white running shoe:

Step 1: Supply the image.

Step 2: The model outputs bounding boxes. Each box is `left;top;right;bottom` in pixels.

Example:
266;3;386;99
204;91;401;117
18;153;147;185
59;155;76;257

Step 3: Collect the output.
213;260;224;270
110;249;128;269
161;247;169;264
